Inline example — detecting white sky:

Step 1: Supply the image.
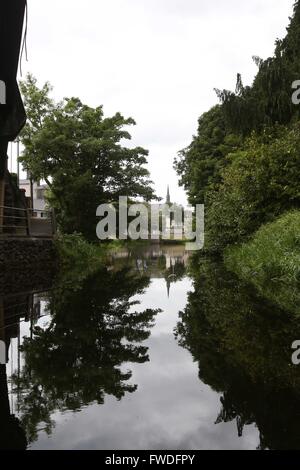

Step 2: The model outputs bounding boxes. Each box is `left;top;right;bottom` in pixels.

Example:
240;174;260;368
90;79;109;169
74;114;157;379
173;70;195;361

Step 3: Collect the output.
13;0;295;204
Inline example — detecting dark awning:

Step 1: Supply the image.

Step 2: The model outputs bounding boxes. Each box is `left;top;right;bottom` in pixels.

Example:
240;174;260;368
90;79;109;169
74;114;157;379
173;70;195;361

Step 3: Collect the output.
0;0;27;144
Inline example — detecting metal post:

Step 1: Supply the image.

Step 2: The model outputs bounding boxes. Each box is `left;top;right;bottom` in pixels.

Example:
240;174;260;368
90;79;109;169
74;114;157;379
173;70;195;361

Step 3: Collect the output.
51;208;57;235
26;207;31;237
10;142;13;173
29;173;33;210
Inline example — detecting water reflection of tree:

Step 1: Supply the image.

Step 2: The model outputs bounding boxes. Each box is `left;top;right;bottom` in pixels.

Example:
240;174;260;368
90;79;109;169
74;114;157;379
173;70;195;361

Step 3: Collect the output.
0;365;27;450
165;259;186;282
13;266;159;444
176;258;300;450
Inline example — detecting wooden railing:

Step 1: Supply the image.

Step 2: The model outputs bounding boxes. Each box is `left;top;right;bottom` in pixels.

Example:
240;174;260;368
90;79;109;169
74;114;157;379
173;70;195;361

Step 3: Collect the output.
0;206;56;238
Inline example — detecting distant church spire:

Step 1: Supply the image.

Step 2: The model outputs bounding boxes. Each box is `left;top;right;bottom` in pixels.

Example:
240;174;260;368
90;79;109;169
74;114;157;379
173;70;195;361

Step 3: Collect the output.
166;185;171;204
166;278;171;298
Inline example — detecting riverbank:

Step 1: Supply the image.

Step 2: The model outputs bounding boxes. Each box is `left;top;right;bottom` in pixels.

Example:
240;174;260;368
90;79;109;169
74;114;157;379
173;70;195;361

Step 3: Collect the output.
224;210;300;315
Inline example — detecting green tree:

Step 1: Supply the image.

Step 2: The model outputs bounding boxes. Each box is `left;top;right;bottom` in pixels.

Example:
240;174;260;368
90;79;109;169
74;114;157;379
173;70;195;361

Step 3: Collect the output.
174;105;241;205
176;258;300;450
20;74;157;240
13;265;159;444
215;1;300;134
175;2;300;253
205;124;300;252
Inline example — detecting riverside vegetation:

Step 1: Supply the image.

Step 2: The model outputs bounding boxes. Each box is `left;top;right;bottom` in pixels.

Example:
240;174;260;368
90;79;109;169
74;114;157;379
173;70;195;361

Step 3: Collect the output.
19;2;300;313
19;72;159;266
5;3;300;450
175;1;300;314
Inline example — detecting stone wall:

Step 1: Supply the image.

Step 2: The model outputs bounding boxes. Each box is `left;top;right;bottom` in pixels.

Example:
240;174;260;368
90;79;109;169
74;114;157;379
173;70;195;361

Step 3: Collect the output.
0;238;57;295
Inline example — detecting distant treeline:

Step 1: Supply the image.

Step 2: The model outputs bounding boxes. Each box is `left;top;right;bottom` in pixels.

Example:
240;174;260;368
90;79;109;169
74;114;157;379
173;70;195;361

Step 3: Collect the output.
175;1;300;253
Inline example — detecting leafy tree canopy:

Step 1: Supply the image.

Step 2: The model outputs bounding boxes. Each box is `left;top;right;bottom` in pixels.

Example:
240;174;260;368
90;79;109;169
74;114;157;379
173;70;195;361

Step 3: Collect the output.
174;105;241;205
205;124;300;251
20;74;157;239
215;1;300;133
175;2;300;251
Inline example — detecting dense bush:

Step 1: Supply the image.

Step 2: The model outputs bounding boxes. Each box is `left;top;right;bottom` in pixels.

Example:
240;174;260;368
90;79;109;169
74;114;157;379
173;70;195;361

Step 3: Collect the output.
55;233;106;285
205;124;300;252
225;210;300;314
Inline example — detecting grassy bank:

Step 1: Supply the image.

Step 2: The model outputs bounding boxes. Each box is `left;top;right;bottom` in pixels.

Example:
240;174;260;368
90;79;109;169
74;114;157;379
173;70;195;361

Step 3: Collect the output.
225;210;300;314
54;234;108;286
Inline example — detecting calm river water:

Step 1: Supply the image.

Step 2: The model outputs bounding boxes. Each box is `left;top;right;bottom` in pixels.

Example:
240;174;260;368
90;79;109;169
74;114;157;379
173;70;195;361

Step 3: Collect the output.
2;244;300;450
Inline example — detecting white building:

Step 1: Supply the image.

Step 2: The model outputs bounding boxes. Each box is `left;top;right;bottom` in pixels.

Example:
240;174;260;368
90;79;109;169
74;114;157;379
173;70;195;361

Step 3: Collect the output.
19;177;48;218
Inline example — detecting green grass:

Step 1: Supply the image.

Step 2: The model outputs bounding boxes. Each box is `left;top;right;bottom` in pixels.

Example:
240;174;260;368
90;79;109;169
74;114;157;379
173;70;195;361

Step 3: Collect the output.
225;210;300;314
55;233;108;285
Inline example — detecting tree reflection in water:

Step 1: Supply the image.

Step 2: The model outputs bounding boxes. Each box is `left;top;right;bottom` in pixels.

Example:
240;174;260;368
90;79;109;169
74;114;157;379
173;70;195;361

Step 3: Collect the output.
7;247;300;450
12;266;160;445
0;365;27;450
176;257;300;450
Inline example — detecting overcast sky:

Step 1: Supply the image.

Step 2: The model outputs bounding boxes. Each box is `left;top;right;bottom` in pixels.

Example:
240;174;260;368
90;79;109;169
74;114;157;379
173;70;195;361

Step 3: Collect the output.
18;0;295;204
